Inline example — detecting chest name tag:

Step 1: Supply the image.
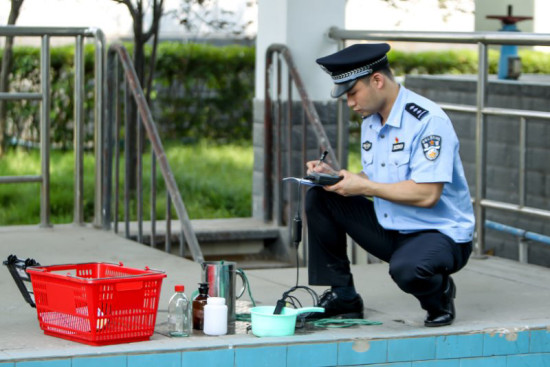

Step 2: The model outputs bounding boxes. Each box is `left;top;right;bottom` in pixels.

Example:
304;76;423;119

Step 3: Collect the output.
421;135;442;161
392;142;405;152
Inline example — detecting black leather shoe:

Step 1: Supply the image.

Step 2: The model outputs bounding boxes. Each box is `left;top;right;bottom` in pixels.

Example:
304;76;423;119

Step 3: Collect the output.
306;290;364;320
424;277;456;327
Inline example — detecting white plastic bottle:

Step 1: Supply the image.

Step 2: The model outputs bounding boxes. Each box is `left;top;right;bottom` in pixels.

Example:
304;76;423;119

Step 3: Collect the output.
167;284;192;337
203;297;228;335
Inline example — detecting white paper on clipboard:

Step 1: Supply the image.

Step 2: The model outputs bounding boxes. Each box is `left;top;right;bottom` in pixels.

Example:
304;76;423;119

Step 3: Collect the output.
282;177;319;186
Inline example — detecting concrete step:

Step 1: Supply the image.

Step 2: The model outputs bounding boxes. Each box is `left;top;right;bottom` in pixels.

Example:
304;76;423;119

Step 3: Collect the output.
120;217;292;268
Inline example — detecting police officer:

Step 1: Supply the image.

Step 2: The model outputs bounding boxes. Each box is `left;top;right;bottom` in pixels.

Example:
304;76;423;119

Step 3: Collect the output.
306;43;475;327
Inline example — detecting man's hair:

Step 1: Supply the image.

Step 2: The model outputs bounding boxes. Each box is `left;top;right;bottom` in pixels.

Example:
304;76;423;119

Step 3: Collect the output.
359;65;395;85
376;65;394;81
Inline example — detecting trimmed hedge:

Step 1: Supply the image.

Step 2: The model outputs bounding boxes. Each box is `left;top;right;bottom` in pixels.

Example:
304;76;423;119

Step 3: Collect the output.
153;42;255;142
0;43;549;148
0;42;255;148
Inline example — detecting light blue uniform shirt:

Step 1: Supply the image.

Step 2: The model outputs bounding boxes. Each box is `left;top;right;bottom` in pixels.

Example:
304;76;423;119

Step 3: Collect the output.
360;85;475;243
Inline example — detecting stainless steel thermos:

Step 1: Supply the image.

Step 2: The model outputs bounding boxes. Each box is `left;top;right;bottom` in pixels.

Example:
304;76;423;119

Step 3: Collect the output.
201;261;246;322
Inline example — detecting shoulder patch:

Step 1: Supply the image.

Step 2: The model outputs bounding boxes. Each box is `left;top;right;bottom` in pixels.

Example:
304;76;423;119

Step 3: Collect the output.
421;135;441;161
405;103;429;120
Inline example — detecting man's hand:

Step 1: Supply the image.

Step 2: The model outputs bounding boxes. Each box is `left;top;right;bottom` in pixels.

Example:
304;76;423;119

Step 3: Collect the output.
306;160;339;176
323;170;369;196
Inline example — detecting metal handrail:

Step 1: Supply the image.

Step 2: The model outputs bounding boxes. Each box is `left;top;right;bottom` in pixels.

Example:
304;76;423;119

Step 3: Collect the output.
264;44;340;225
0;26;105;228
105;43;204;264
327;28;550;257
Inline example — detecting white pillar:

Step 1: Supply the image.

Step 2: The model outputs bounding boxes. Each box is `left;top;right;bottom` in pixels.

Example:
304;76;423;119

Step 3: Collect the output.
254;0;346;101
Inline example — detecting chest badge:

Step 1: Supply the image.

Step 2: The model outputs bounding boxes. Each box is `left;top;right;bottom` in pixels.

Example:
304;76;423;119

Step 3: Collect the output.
421;135;441;161
362;140;372;151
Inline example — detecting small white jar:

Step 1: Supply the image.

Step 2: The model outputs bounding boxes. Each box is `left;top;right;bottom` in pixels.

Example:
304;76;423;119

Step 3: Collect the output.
203;296;228;335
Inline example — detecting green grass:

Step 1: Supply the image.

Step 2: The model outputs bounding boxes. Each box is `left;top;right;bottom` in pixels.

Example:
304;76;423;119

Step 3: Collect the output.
0;141;253;225
0;141;363;226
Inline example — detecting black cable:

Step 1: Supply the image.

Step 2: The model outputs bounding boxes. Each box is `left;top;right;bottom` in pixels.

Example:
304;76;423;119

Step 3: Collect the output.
292;182;303;286
273;180;320;316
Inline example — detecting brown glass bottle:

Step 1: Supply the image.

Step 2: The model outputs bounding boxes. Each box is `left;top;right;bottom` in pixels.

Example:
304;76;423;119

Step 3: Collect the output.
192;283;209;330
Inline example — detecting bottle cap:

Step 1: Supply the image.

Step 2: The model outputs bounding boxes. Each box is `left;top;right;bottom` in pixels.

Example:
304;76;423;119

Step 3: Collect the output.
198;282;209;294
207;297;225;305
175;284;184;292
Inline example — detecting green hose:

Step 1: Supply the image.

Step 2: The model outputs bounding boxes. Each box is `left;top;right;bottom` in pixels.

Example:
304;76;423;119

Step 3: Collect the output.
309;318;382;328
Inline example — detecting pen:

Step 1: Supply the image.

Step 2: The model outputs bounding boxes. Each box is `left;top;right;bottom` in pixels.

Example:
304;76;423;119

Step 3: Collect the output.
318;150;328;166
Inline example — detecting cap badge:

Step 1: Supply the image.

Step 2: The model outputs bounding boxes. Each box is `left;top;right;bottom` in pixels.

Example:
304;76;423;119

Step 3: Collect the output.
421;135;441;161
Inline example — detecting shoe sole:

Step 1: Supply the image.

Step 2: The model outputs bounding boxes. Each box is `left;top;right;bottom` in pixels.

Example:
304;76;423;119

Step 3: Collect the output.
424;320;453;327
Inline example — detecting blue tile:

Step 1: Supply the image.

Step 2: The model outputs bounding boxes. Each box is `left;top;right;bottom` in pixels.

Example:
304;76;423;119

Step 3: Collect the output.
482;330;529;356
459;356;506;367
16;360;71;367
338;339;388;365
412;360;459;367
128;352;181;367
367;363;411;367
507;353;550;367
388;337;436;362
73;355;126;367
287;343;337;367
436;334;483;359
183;349;234;367
531;330;550;353
235;346;286;367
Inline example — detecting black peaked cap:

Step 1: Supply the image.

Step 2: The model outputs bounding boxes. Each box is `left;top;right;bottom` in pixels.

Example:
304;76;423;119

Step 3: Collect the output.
316;43;391;98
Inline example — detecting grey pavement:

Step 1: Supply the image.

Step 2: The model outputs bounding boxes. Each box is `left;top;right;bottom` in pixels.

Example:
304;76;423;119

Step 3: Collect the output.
1;224;550;361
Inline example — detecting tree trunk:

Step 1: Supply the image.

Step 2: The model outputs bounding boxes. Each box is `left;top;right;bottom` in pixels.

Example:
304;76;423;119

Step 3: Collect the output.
120;0;163;192
0;0;24;156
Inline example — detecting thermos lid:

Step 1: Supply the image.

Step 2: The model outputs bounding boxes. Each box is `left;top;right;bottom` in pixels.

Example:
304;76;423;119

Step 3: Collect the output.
207;297;225;305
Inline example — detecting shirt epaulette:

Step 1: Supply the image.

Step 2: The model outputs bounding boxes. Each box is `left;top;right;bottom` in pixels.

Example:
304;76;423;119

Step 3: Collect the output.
405;103;429;120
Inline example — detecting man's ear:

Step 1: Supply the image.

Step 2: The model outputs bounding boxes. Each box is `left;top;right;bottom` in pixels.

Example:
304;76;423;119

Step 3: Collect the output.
371;72;385;89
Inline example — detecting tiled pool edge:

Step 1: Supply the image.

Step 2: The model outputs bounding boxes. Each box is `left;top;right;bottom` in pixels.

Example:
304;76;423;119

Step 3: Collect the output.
2;326;549;366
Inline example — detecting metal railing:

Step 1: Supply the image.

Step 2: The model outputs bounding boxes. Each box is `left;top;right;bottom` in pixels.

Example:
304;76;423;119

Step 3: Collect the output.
104;43;203;263
0;26;105;228
264;44;340;226
328;28;550;257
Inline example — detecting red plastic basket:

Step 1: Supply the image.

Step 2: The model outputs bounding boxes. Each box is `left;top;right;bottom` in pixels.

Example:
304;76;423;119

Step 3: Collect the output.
26;262;166;346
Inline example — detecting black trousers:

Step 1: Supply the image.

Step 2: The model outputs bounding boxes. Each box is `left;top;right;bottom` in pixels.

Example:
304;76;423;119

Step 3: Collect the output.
305;187;472;312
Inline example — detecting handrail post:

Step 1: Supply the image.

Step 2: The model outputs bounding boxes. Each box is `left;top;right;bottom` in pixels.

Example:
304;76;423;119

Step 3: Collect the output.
39;35;51;228
73;35;85;225
264;48;274;222
474;42;488;258
93;29;106;229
